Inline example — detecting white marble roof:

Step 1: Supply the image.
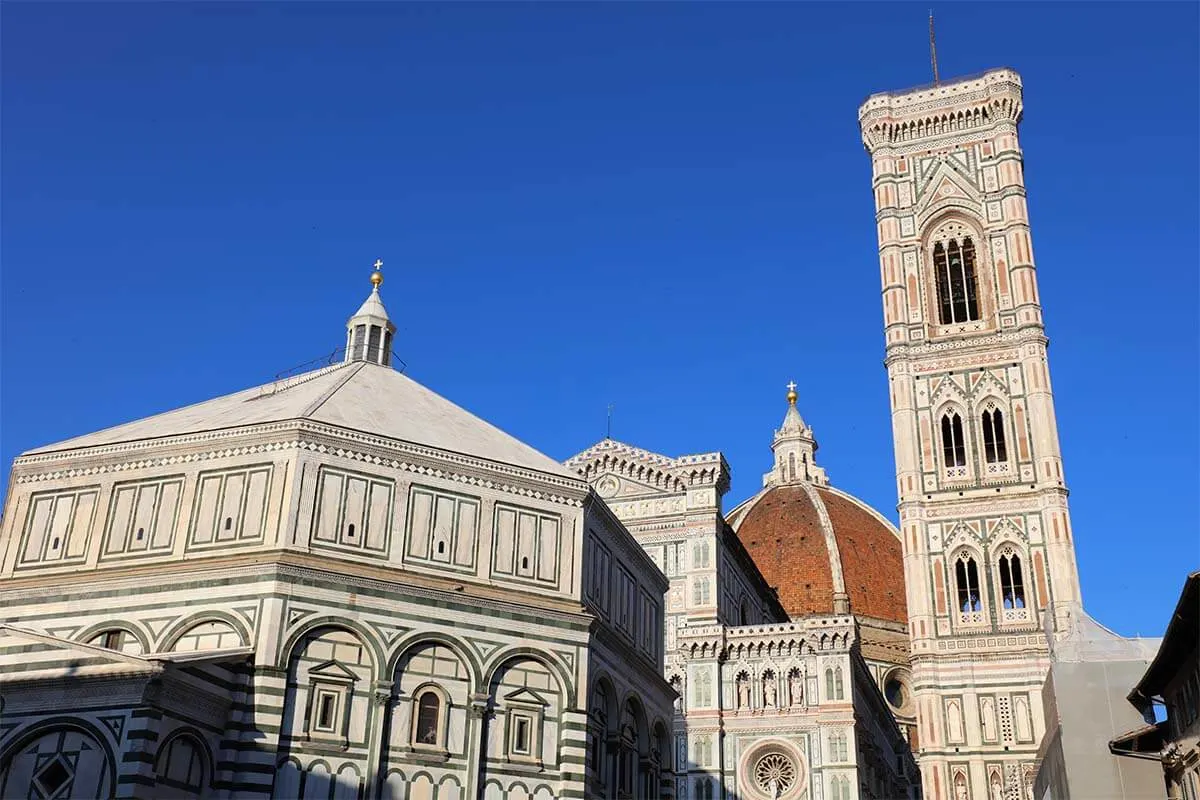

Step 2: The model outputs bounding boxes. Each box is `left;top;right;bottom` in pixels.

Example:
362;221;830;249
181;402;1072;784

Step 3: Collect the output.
351;288;391;321
26;361;577;479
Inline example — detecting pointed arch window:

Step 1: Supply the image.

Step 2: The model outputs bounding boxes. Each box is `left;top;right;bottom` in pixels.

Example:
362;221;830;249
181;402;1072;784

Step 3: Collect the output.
941;412;967;468
933;237;980;324
998;549;1026;610
954;553;982;614
982;407;1008;463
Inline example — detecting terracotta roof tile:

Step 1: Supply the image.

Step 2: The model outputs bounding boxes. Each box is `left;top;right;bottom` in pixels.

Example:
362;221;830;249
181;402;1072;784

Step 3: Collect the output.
733;483;907;625
817;487;907;624
736;485;834;619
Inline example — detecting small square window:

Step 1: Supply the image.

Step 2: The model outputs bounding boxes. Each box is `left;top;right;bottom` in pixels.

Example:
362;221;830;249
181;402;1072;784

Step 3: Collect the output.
514;717;531;754
312;689;341;733
510;712;537;758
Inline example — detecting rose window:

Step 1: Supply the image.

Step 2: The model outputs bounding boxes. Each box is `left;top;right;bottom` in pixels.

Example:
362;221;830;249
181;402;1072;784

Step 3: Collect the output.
754;752;796;797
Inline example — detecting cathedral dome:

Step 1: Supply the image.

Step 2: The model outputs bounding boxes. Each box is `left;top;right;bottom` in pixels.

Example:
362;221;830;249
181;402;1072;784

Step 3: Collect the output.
727;483;906;624
725;385;907;625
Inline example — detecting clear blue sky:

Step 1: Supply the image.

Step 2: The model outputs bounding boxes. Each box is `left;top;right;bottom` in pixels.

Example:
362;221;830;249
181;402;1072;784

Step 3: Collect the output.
3;3;1196;637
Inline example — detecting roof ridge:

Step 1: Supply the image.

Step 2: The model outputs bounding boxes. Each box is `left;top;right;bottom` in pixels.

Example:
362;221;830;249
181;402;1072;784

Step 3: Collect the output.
251;361;349;402
299;361;365;419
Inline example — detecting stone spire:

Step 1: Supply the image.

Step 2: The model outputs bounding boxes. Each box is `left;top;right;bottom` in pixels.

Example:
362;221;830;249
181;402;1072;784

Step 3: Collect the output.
764;381;828;487
344;260;396;367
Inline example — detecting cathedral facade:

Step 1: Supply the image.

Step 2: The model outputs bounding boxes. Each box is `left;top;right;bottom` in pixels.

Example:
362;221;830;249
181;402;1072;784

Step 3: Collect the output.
0;64;1088;800
567;391;920;800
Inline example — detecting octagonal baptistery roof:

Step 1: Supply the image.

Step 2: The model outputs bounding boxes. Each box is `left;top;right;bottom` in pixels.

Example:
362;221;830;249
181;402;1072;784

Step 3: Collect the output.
726;388;907;626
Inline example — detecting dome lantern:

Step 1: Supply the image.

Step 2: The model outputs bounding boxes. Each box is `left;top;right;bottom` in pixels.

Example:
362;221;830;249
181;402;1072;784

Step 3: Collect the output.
765;381;828;487
344;259;396;367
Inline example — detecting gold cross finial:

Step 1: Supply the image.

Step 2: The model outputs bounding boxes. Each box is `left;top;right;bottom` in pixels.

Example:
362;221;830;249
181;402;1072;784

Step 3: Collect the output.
786;381;798;405
369;259;384;289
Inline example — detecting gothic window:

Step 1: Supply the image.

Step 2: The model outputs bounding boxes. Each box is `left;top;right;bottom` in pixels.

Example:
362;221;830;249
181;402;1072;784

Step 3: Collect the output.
692;577;710;606
740;597;750;626
955;553;983;613
692;540;711;568
947;699;966;743
829;731;849;762
693;669;713;708
998;548;1027;609
412;688;444;747
933;236;980;324
941;412;967;468
982;407;1008;463
826;666;845;700
981;696;998;742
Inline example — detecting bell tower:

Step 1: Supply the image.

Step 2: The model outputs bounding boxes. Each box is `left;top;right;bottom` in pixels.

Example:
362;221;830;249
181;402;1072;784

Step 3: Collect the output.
858;69;1083;800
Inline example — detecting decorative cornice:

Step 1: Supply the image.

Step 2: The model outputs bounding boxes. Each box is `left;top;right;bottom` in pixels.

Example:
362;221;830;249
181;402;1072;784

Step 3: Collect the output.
566;439;731;497
885;327;1048;366
0;552;594;629
12;423;587;508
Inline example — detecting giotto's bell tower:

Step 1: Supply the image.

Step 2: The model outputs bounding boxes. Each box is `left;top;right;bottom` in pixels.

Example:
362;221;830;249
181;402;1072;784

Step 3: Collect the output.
858;69;1083;800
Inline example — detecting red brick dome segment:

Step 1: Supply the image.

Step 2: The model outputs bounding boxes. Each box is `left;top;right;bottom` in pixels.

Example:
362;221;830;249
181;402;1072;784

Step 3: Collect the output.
732;484;907;625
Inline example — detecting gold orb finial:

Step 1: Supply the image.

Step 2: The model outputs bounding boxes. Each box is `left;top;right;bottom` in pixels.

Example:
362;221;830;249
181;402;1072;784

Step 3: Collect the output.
370;258;384;289
786;380;798;405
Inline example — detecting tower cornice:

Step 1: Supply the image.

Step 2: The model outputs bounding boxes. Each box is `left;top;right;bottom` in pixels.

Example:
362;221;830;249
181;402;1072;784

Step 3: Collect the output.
858;68;1024;154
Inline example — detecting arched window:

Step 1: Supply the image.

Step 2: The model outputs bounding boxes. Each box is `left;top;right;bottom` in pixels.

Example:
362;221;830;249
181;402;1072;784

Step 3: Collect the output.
955;553;983;613
697;670;714;707
740;597;750;626
154;733;208;797
834;666;844;700
982;407;1008;463
933;236;980;324
86;628;143;655
999;549;1027;609
413;690;442;746
941;412;967;468
825;668;835;699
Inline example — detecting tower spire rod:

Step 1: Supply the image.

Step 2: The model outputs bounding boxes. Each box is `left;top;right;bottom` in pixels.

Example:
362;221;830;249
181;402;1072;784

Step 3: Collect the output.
929;9;940;86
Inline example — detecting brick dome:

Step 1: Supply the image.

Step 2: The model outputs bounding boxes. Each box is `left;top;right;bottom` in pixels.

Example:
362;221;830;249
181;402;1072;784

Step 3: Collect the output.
728;483;907;624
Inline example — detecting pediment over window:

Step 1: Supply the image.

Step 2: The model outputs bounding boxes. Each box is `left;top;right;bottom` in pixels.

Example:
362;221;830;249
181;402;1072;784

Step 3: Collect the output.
309;659;358;682
503;687;550;708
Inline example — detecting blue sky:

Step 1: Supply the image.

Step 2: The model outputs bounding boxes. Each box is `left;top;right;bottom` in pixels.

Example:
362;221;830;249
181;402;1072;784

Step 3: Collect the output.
3;3;1196;637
